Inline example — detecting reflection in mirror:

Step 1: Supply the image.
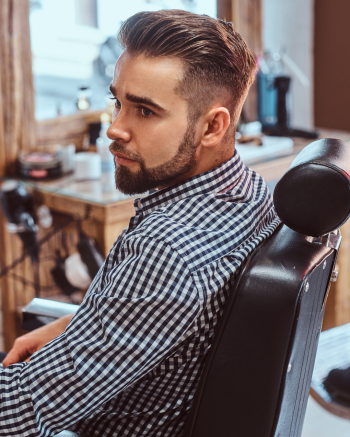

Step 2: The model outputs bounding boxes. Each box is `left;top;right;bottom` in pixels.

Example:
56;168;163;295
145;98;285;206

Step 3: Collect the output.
29;0;216;120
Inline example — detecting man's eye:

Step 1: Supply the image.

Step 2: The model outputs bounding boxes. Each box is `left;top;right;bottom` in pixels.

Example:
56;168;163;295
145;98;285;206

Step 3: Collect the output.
110;97;121;107
141;107;153;117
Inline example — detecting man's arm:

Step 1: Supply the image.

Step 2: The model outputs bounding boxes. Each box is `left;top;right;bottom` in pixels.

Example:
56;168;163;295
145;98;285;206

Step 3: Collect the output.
3;313;74;368
0;236;199;436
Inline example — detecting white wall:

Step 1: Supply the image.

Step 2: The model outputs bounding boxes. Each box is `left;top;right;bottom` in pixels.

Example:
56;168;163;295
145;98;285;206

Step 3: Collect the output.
263;0;314;129
98;0;216;38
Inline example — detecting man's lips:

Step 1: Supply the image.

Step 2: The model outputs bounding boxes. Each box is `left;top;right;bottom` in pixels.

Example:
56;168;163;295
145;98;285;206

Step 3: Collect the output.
110;151;138;166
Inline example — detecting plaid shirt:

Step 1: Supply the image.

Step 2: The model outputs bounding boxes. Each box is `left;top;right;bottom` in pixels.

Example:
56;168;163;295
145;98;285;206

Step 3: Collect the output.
0;151;280;437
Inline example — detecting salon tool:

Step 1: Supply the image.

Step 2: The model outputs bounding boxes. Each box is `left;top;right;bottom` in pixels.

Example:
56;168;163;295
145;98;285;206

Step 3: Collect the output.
51;225;104;296
0;180;40;296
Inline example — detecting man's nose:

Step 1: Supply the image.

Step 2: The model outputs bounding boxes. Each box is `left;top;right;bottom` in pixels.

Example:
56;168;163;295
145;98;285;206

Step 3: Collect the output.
107;111;131;143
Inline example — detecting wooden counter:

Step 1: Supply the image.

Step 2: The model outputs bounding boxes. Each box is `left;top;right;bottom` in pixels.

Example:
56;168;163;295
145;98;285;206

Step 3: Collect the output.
25;176;136;257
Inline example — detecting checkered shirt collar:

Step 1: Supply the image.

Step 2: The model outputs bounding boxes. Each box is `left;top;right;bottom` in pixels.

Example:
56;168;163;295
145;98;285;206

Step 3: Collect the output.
133;150;245;216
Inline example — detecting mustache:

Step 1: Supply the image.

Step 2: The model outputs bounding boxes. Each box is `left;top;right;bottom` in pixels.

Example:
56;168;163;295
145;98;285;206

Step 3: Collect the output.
109;141;142;163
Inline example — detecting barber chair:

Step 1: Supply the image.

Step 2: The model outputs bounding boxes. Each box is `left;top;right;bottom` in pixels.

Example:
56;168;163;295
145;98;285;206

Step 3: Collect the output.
183;138;350;437
20;138;350;437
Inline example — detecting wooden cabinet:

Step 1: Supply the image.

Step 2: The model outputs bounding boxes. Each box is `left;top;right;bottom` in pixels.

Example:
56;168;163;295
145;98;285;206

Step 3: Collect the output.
31;179;136;258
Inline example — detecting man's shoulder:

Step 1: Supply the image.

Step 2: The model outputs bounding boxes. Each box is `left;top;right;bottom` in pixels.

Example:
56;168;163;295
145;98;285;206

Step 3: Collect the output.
125;177;276;270
139;166;274;238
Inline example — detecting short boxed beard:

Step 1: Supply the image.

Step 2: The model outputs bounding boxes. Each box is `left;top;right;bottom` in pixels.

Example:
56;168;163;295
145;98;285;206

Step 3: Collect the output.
114;124;197;195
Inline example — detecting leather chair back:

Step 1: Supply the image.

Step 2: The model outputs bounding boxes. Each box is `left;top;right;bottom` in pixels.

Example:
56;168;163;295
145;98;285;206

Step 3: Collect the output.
184;138;350;437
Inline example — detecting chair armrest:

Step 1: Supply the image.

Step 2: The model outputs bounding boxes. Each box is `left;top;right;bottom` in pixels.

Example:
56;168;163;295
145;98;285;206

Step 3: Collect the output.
22;298;79;331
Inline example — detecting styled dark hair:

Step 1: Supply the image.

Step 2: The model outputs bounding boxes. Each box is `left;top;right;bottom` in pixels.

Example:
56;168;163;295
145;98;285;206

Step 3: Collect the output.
118;10;256;124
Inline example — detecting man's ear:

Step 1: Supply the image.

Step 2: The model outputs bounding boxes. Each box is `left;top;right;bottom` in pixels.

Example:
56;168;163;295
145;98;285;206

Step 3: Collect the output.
200;107;231;148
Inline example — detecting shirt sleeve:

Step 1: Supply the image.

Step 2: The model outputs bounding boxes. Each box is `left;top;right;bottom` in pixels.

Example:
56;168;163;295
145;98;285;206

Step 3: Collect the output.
0;236;200;436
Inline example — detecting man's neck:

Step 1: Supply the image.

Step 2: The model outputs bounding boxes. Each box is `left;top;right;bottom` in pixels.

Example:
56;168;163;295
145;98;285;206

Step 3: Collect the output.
157;145;235;190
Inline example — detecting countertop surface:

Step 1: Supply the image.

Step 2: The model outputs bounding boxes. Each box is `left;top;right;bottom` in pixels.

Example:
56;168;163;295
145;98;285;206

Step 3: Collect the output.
8;129;350;206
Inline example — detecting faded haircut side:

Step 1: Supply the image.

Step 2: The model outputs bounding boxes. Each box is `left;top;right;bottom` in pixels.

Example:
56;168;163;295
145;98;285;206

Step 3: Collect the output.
118;10;256;127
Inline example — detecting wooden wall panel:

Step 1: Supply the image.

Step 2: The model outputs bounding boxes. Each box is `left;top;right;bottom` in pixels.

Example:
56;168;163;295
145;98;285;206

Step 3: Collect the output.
314;0;350;131
217;0;232;21
231;0;262;57
0;0;36;174
0;0;36;350
217;0;262;122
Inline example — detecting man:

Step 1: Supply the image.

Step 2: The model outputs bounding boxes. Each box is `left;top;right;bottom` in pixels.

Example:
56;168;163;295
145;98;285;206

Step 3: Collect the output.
1;10;280;437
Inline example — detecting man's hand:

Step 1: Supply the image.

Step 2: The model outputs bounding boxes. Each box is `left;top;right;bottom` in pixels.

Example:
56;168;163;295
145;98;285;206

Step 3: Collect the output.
3;313;74;368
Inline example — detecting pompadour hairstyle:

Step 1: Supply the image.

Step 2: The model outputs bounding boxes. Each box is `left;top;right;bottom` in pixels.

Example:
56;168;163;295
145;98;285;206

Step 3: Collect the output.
118;10;256;124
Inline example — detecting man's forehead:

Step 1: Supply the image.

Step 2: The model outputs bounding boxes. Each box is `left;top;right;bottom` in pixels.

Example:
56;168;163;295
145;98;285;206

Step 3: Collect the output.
112;52;185;104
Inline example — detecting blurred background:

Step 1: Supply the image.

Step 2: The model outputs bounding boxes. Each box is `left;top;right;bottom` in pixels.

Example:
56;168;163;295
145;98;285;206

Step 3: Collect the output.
30;0;216;120
30;0;350;135
0;1;350;436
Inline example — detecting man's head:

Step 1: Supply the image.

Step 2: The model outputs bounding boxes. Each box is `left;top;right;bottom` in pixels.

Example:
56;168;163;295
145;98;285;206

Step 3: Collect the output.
108;10;256;194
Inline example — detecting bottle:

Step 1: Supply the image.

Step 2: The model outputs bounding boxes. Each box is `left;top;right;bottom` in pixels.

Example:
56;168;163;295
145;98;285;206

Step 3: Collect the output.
96;112;115;192
257;52;284;127
77;86;92;111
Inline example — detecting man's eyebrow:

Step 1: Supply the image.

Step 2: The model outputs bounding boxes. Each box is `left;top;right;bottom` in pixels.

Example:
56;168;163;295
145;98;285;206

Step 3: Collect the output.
126;93;168;113
109;85;168;114
109;83;116;95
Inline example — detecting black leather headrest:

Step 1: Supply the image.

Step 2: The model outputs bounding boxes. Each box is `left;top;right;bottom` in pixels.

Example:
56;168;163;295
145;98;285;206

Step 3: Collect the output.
273;138;350;237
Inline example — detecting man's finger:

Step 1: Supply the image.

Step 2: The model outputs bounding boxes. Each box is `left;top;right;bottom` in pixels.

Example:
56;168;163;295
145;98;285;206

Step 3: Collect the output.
3;349;31;368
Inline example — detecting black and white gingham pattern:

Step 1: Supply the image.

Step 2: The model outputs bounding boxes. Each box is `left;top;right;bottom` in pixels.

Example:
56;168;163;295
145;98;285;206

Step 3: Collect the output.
0;151;280;436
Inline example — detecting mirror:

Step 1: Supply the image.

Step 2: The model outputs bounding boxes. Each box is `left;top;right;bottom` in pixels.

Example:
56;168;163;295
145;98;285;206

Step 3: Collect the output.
29;0;217;120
